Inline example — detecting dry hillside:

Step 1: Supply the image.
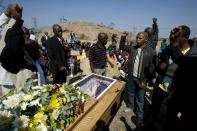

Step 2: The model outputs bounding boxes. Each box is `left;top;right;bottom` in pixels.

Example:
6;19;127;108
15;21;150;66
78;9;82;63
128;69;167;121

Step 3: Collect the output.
37;21;135;44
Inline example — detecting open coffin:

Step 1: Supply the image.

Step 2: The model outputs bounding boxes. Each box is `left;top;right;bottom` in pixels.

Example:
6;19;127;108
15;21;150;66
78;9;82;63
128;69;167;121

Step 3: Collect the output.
73;73;117;100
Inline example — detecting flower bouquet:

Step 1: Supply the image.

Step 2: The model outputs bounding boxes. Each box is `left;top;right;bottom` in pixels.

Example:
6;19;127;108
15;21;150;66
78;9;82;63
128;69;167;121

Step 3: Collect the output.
0;81;86;131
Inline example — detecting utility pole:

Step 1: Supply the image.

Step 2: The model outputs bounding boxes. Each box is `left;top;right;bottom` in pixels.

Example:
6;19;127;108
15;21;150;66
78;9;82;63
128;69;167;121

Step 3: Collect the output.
133;26;138;36
32;17;37;28
60;18;63;23
60;17;68;23
108;21;115;29
0;0;5;10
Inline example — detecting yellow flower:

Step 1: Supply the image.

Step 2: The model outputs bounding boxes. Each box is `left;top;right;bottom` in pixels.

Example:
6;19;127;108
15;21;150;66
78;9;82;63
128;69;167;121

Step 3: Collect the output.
33;111;43;123
51;94;57;100
29;122;33;128
48;94;60;110
32;111;48;127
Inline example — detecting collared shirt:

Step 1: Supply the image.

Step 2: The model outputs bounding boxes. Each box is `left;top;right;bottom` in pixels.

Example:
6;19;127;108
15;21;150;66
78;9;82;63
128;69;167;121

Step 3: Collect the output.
57;37;63;44
45;35;48;40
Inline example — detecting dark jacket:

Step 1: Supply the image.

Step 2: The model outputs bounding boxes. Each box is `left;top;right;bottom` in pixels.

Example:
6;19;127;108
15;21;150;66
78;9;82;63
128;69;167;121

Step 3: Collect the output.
173;44;197;98
0;19;27;74
170;44;197;129
147;22;159;50
119;37;156;82
46;36;67;74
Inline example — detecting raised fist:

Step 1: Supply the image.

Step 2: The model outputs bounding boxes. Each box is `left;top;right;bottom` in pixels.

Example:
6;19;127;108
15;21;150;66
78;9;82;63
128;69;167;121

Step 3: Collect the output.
152;17;157;23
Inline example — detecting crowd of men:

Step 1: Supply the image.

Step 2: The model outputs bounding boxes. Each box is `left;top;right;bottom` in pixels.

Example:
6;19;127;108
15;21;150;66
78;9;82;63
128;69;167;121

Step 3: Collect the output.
0;3;197;131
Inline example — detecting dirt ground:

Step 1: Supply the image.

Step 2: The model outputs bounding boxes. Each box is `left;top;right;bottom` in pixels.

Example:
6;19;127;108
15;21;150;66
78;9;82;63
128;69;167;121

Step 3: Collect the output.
108;90;166;131
109;101;138;131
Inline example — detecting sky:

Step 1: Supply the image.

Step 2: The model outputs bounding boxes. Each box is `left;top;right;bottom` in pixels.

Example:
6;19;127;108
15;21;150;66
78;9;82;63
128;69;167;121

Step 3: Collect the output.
1;0;197;38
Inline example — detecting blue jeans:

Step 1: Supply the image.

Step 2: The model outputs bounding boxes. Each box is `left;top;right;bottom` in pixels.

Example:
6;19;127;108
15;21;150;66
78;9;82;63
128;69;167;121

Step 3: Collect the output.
125;75;145;122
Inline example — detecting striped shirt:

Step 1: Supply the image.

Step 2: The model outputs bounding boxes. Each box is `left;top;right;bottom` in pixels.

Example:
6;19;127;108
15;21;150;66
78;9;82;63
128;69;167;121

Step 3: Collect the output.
89;43;107;69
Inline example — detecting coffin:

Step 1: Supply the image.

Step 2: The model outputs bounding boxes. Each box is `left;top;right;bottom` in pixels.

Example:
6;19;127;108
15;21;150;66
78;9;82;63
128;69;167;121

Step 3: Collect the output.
65;74;126;131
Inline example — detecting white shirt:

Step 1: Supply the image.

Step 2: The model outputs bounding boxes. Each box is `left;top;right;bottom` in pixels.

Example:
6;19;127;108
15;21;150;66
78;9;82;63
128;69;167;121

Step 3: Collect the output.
30;34;36;41
133;48;142;78
45;35;48;40
0;13;9;27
